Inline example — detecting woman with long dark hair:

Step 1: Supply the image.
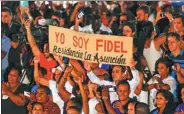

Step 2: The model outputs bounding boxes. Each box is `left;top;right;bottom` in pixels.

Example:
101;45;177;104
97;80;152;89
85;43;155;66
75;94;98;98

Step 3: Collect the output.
151;89;175;114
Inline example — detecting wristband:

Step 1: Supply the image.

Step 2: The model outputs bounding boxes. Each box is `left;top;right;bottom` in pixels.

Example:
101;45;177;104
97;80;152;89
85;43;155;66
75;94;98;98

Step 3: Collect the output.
102;96;108;100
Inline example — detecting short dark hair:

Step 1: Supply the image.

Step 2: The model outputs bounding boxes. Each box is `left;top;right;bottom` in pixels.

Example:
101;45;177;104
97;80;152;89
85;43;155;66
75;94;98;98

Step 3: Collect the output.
70;97;82;111
2;7;12;16
37;85;51;95
166;32;181;41
155;57;172;74
67;106;80;113
112;65;126;73
174;15;184;25
10;67;22;77
122;21;136;32
117;80;130;90
137;5;150;14
135;102;150;114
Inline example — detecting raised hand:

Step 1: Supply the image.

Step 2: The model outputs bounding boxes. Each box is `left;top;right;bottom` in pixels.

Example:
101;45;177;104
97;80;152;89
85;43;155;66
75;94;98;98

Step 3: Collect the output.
65;66;73;74
34;57;40;64
113;101;124;113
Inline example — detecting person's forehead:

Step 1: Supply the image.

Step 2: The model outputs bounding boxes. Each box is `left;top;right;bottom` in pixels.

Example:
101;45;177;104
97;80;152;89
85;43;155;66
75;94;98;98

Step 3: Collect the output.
2;11;10;15
168;36;177;41
137;9;145;14
174;18;183;22
118;84;129;90
37;88;46;93
10;69;19;75
113;66;121;70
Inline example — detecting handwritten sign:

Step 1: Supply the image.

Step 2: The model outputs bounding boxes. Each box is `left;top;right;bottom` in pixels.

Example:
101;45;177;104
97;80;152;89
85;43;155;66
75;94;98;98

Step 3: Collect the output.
49;26;133;65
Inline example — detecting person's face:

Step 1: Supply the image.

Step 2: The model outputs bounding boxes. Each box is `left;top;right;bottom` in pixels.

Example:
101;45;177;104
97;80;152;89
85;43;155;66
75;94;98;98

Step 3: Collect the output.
36;88;49;104
1;11;12;24
60;18;65;27
128;102;135;114
54;69;62;82
156;93;168;109
88;82;98;91
123;25;134;37
67;108;80;114
174;18;184;33
90;63;99;69
43;44;50;58
136;9;147;22
32;104;44;114
8;69;20;85
181;88;184;103
157;62;168;78
120;15;127;23
168;36;180;52
112;66;124;82
117;84;130;101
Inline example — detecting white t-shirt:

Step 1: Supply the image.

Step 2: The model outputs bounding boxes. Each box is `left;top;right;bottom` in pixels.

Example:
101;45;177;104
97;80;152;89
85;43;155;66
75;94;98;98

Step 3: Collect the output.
88;97;100;114
147;74;177;98
128;69;140;98
49;80;64;114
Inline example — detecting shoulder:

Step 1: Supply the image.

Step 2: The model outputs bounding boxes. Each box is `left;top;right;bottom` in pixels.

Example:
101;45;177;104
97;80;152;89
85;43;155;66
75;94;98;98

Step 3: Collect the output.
151;108;158;114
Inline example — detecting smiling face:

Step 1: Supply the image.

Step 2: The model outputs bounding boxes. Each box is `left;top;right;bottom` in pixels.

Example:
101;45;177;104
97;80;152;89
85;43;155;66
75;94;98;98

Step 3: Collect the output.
117;84;130;101
157;62;168;78
8;69;20;85
112;66;124;82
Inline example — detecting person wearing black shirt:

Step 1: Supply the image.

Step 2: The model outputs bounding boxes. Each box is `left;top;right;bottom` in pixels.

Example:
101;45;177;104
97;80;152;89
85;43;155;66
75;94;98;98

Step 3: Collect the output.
2;7;22;69
2;67;30;114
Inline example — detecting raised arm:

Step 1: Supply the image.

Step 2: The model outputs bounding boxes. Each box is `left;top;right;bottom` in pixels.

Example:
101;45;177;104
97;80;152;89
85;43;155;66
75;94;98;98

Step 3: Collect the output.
101;88;116;114
70;2;85;22
135;71;144;96
70;59;87;79
34;57;49;86
75;77;89;114
58;66;73;102
23;8;41;58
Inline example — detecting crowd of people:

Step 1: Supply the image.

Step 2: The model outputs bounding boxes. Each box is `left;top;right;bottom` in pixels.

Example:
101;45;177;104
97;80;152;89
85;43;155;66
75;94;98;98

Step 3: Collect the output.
1;1;184;114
